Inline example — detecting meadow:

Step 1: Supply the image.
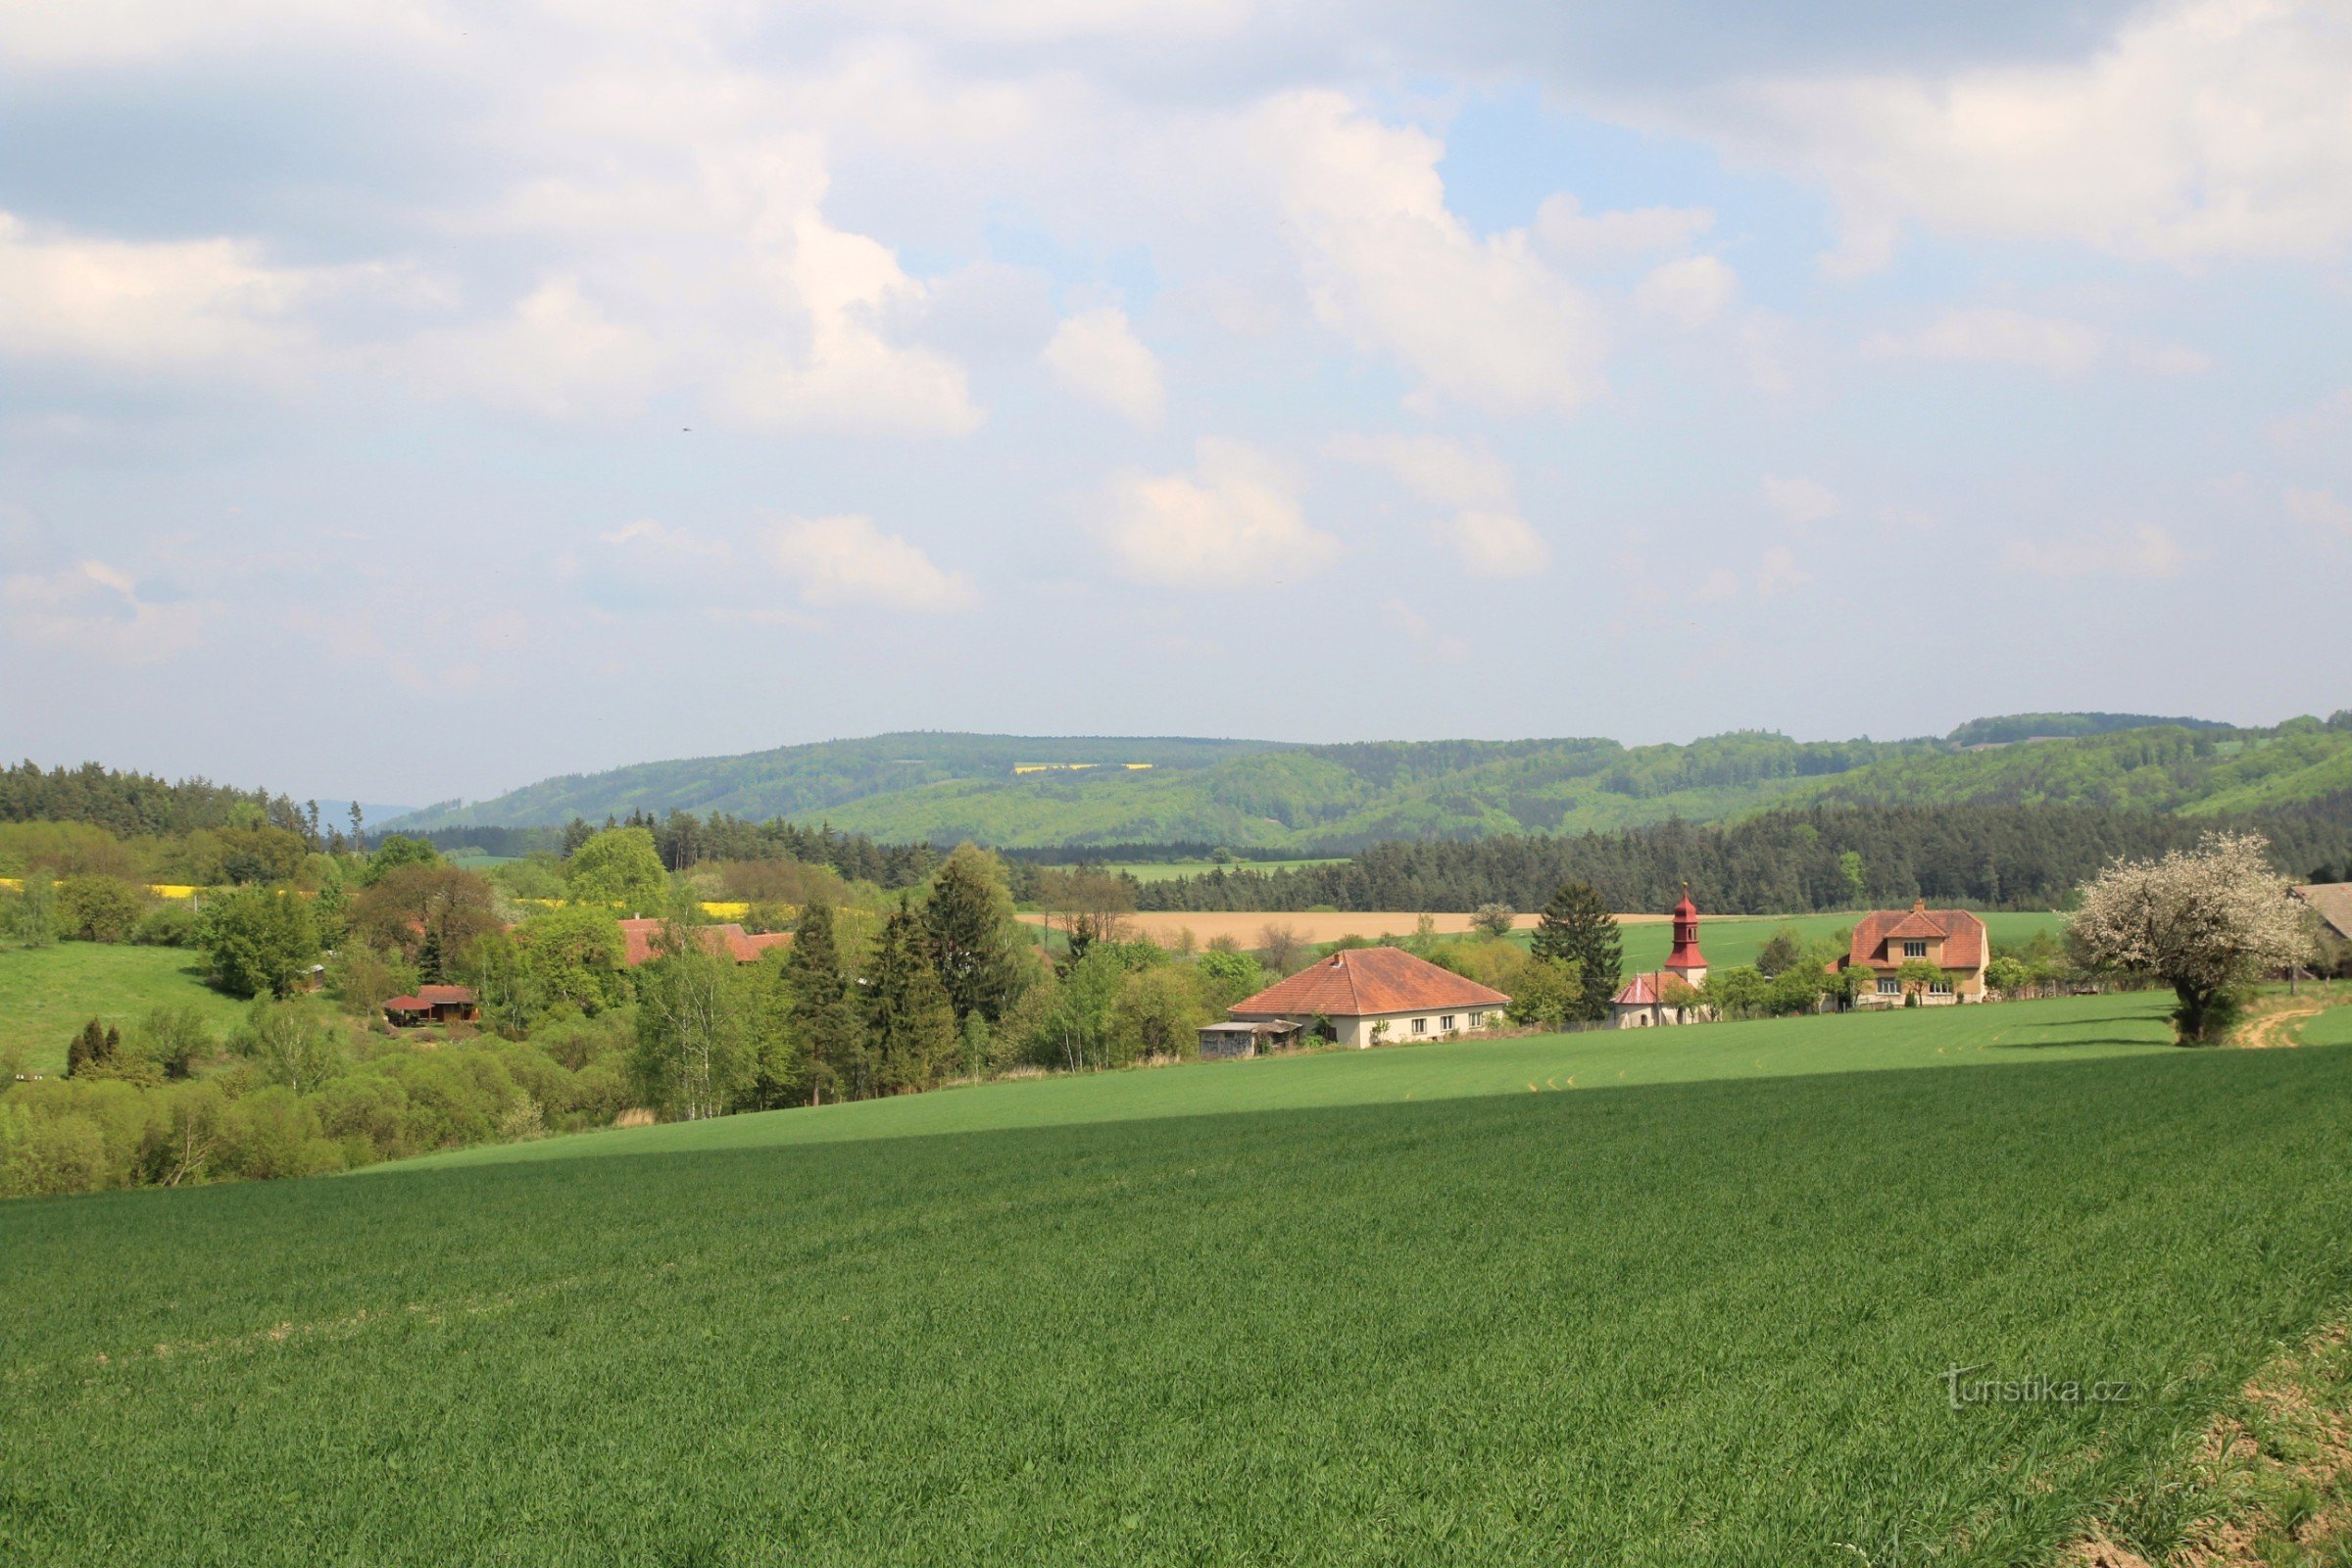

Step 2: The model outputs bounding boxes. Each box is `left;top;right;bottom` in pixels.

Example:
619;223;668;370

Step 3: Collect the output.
0;943;265;1076
9;994;2352;1564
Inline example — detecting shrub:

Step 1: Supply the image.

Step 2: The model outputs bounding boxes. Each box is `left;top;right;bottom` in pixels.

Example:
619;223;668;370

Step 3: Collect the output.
56;875;149;943
200;886;320;999
0;1104;111;1197
132;904;200;947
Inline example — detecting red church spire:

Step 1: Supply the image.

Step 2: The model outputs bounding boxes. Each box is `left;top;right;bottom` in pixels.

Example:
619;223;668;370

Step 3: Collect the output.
1664;883;1706;976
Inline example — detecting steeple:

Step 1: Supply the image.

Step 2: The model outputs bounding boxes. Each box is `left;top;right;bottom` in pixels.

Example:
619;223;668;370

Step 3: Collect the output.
1663;882;1707;984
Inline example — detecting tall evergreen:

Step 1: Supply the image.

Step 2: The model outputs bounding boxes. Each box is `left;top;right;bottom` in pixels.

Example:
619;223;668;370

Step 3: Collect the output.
922;846;1021;1024
1533;881;1623;1021
784;900;864;1104
66;1018;107;1077
868;901;957;1096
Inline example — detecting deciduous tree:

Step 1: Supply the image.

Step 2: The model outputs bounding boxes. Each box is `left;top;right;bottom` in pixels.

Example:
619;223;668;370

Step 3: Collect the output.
2071;831;2311;1043
566;827;670;910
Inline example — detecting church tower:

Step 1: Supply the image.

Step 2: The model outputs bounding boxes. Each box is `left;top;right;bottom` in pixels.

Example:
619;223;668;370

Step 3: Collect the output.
1663;884;1707;986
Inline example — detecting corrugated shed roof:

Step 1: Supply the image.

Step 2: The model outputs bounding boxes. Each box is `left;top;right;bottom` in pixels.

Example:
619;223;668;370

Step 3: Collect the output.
1229;947;1509;1017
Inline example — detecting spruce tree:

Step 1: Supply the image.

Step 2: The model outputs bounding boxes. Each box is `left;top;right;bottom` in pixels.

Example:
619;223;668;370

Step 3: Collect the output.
922;847;1022;1024
67;1018;105;1076
1533;881;1623;1021
869;902;957;1095
785;900;864;1104
417;925;447;986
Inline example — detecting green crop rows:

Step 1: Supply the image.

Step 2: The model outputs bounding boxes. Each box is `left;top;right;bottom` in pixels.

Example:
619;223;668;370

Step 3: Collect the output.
6;999;2351;1565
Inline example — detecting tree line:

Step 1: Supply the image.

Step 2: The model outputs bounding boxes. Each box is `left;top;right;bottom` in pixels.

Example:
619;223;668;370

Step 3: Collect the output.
1125;798;2352;915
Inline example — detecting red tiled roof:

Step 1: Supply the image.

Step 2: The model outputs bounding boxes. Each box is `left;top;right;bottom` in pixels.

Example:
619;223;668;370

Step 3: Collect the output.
383;995;424;1011
1845;906;1986;971
416;984;475;1005
618;917;792;966
1613;972;1663;1006
1229;947;1509;1018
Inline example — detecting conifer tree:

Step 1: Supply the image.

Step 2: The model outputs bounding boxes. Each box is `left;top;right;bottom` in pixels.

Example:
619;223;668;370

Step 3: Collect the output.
868;901;957;1095
784;900;864;1104
67;1018;105;1076
1533;881;1623;1021
922;845;1023;1025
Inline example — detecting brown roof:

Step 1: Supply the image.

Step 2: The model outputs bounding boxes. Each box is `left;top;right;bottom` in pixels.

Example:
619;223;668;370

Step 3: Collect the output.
2297;884;2352;942
1845;904;1987;971
1230;947;1509;1017
416;984;476;1005
618;917;792;966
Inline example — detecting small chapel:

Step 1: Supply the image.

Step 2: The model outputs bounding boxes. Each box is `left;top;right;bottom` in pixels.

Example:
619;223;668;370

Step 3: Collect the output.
1610;889;1712;1028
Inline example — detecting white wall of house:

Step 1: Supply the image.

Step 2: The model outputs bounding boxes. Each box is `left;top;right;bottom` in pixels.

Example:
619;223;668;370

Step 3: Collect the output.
1231;1007;1497;1049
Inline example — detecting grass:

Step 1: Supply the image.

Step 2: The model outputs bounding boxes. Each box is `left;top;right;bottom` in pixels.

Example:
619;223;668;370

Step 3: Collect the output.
411;991;2178;1168
2299;998;2352;1048
10;996;2352;1564
0;942;260;1075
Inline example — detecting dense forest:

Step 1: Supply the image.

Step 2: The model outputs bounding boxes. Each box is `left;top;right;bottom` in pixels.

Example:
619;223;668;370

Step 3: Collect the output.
1127;798;2352;915
382;714;2352;851
0;761;321;842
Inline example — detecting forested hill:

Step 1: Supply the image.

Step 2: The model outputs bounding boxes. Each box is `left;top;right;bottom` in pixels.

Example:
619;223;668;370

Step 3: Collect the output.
384;713;2352;850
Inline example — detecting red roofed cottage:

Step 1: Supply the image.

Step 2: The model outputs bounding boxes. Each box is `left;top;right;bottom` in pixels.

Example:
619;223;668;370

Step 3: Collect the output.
1838;900;1989;1005
1224;947;1509;1050
616;918;792;967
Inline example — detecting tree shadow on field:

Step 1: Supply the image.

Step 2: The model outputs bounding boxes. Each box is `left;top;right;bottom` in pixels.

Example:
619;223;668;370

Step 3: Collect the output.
1990;1015;2176;1051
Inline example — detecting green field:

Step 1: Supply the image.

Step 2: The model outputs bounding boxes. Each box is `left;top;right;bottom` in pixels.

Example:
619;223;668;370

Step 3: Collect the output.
10;994;2352;1564
0;943;258;1075
1098;858;1348;883
2298;997;2352;1047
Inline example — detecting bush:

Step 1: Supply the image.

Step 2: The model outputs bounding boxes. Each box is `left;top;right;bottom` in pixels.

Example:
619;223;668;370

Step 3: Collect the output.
0;1104;111;1197
132;904;200;947
200;885;320;999
56;875;150;943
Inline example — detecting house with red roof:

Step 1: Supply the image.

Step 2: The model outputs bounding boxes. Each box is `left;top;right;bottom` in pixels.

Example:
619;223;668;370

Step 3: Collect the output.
616;917;792;967
1223;946;1509;1050
1838;900;1989;1005
1611;889;1713;1028
384;984;479;1027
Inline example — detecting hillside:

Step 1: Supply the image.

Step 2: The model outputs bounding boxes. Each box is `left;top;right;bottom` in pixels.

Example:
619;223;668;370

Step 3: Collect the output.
11;1001;2352;1564
384;713;2352;850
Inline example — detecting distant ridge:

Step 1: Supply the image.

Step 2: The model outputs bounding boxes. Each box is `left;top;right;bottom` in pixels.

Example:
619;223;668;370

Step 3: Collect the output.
381;712;2352;850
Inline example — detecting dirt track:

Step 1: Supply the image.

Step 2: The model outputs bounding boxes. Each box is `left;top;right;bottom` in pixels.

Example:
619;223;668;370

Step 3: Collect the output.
2239;1004;2325;1051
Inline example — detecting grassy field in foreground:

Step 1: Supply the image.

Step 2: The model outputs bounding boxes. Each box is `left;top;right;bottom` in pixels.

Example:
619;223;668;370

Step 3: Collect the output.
409;991;2176;1169
6;1031;2352;1565
0;943;261;1075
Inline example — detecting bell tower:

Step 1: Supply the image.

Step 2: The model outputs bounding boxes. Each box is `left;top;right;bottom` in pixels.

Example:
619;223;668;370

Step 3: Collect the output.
1663;884;1707;986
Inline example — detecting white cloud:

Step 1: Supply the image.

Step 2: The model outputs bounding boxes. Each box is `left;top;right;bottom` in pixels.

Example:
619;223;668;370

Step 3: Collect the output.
1755;544;1812;599
600;520;732;559
1634;254;1739;330
1329;432;1547;577
760;515;976;611
2001;523;2194;578
1865;309;2107;378
1762;475;1840;529
1707;0;2352;270
1436;510;1550;579
1096;437;1338;588
1693;568;1741;603
2286;487;2352;542
1043;306;1164;427
2272;387;2352;447
1532;194;1715;264
1255;91;1606;414
0;559;213;662
1378;598;1468;663
0;211;317;375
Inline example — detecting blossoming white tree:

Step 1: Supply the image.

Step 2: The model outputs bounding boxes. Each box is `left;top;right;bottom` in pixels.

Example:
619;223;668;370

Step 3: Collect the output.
2071;831;2312;1043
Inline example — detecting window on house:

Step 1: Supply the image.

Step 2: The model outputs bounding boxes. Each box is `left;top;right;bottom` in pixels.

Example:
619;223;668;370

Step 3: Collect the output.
1878;978;1900;995
1441;1014;1456;1032
1929;981;1953;996
1467;1012;1485;1030
1412;1016;1429;1035
1902;940;1928;958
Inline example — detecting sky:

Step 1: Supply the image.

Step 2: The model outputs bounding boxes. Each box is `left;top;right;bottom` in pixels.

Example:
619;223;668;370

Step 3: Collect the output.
2;0;2349;807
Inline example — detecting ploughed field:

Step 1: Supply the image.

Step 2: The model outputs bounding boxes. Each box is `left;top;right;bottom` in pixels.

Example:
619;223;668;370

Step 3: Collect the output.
8;994;2352;1566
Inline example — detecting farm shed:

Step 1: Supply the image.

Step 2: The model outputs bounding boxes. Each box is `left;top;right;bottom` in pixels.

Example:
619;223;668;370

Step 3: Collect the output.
383;985;479;1026
617;918;792;967
1225;947;1508;1051
1198;1020;1299;1059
